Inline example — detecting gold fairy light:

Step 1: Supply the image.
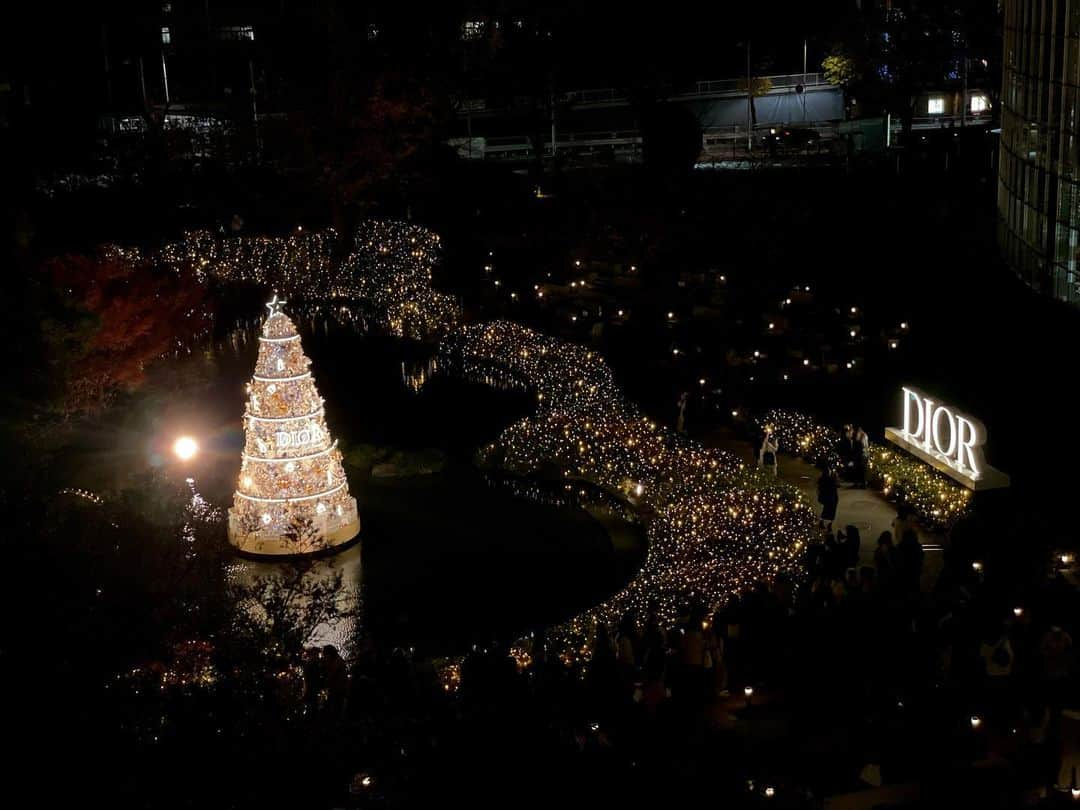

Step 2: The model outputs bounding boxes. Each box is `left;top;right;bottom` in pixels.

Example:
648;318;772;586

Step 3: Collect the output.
132;220;832;668
444;320;816;665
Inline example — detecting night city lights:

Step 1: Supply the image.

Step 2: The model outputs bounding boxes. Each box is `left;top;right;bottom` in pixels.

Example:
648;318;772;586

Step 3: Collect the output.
6;3;1080;807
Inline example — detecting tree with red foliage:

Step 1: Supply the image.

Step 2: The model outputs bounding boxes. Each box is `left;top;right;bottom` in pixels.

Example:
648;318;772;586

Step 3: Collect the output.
41;252;211;418
285;71;436;234
331;77;434;215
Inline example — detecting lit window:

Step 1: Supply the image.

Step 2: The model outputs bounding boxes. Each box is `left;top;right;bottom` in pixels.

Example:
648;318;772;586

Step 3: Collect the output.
161;26;171;45
217;25;255;42
462;20;485;40
928;97;945;115
971;95;989;113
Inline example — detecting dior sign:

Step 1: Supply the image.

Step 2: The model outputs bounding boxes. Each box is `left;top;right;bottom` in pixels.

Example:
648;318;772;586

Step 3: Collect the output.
884;387;1009;491
275;423;324;450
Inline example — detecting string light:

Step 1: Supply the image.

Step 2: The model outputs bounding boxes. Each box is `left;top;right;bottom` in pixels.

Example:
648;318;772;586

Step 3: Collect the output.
242;442;339;464
246;406;325;423
130;222;831;664
443;321;816;665
233;481;347;504
150;222;459;339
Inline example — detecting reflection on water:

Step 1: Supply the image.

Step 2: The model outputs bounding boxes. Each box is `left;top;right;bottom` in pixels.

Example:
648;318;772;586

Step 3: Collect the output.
226;543;363;661
401;356;439;394
184;477;223;559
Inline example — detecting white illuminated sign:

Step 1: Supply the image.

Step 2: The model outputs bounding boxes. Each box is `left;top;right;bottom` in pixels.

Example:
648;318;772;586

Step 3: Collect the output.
275;424;324;450
884;386;1009;490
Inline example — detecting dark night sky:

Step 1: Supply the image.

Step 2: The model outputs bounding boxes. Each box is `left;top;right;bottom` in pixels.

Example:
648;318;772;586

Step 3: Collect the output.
3;1;850;87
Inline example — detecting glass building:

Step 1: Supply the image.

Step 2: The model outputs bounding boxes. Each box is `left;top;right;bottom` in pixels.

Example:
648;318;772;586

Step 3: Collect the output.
998;0;1080;305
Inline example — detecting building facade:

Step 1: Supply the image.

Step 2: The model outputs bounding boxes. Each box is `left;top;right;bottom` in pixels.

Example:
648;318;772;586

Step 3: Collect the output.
998;0;1080;305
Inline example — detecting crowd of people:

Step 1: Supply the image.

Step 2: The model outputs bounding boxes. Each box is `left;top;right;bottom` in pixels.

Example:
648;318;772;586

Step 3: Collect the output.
758;422;869;489
521;519;1078;804
253;425;1078;806
104;420;1077;806
238;512;1077;806
840;424;871;489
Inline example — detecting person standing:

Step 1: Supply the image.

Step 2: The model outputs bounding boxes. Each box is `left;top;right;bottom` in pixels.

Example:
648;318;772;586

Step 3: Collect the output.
838;525;862;570
615;611;640;685
817;466;839;530
758;427;779;477
897;529;924;592
705;609;728;696
677;605;709;705
874;531;896;591
676;391;689;433
839;424;855;477
890;505;922;566
853;426;869;488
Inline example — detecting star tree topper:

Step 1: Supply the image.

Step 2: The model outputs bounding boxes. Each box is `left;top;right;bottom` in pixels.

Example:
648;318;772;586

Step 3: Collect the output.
266;293;288;318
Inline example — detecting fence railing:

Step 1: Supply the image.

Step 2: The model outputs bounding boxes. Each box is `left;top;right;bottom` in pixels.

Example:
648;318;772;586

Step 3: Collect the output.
554;130;642;144
691;72;828;96
458;73;837;114
903;114;993;131
701;121;840;143
559;87;627;105
483;131;643;154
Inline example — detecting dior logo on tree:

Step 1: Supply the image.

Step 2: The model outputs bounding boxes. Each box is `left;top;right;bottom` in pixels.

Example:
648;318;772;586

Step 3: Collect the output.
275;424;324;450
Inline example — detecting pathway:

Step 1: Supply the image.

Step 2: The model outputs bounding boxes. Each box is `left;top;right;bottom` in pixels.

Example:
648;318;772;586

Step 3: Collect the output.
700;427;945;586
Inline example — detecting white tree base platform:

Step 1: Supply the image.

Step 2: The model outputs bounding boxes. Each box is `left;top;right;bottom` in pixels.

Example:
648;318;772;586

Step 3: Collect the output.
228;518;361;557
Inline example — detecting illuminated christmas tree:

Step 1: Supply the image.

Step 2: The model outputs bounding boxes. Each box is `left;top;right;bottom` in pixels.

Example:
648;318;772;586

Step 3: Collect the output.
228;295;360;555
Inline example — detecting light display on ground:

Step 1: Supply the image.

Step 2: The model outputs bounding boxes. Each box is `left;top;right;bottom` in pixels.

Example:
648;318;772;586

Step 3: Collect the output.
443;322;816;663
146;222;460;339
109;221;855;663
